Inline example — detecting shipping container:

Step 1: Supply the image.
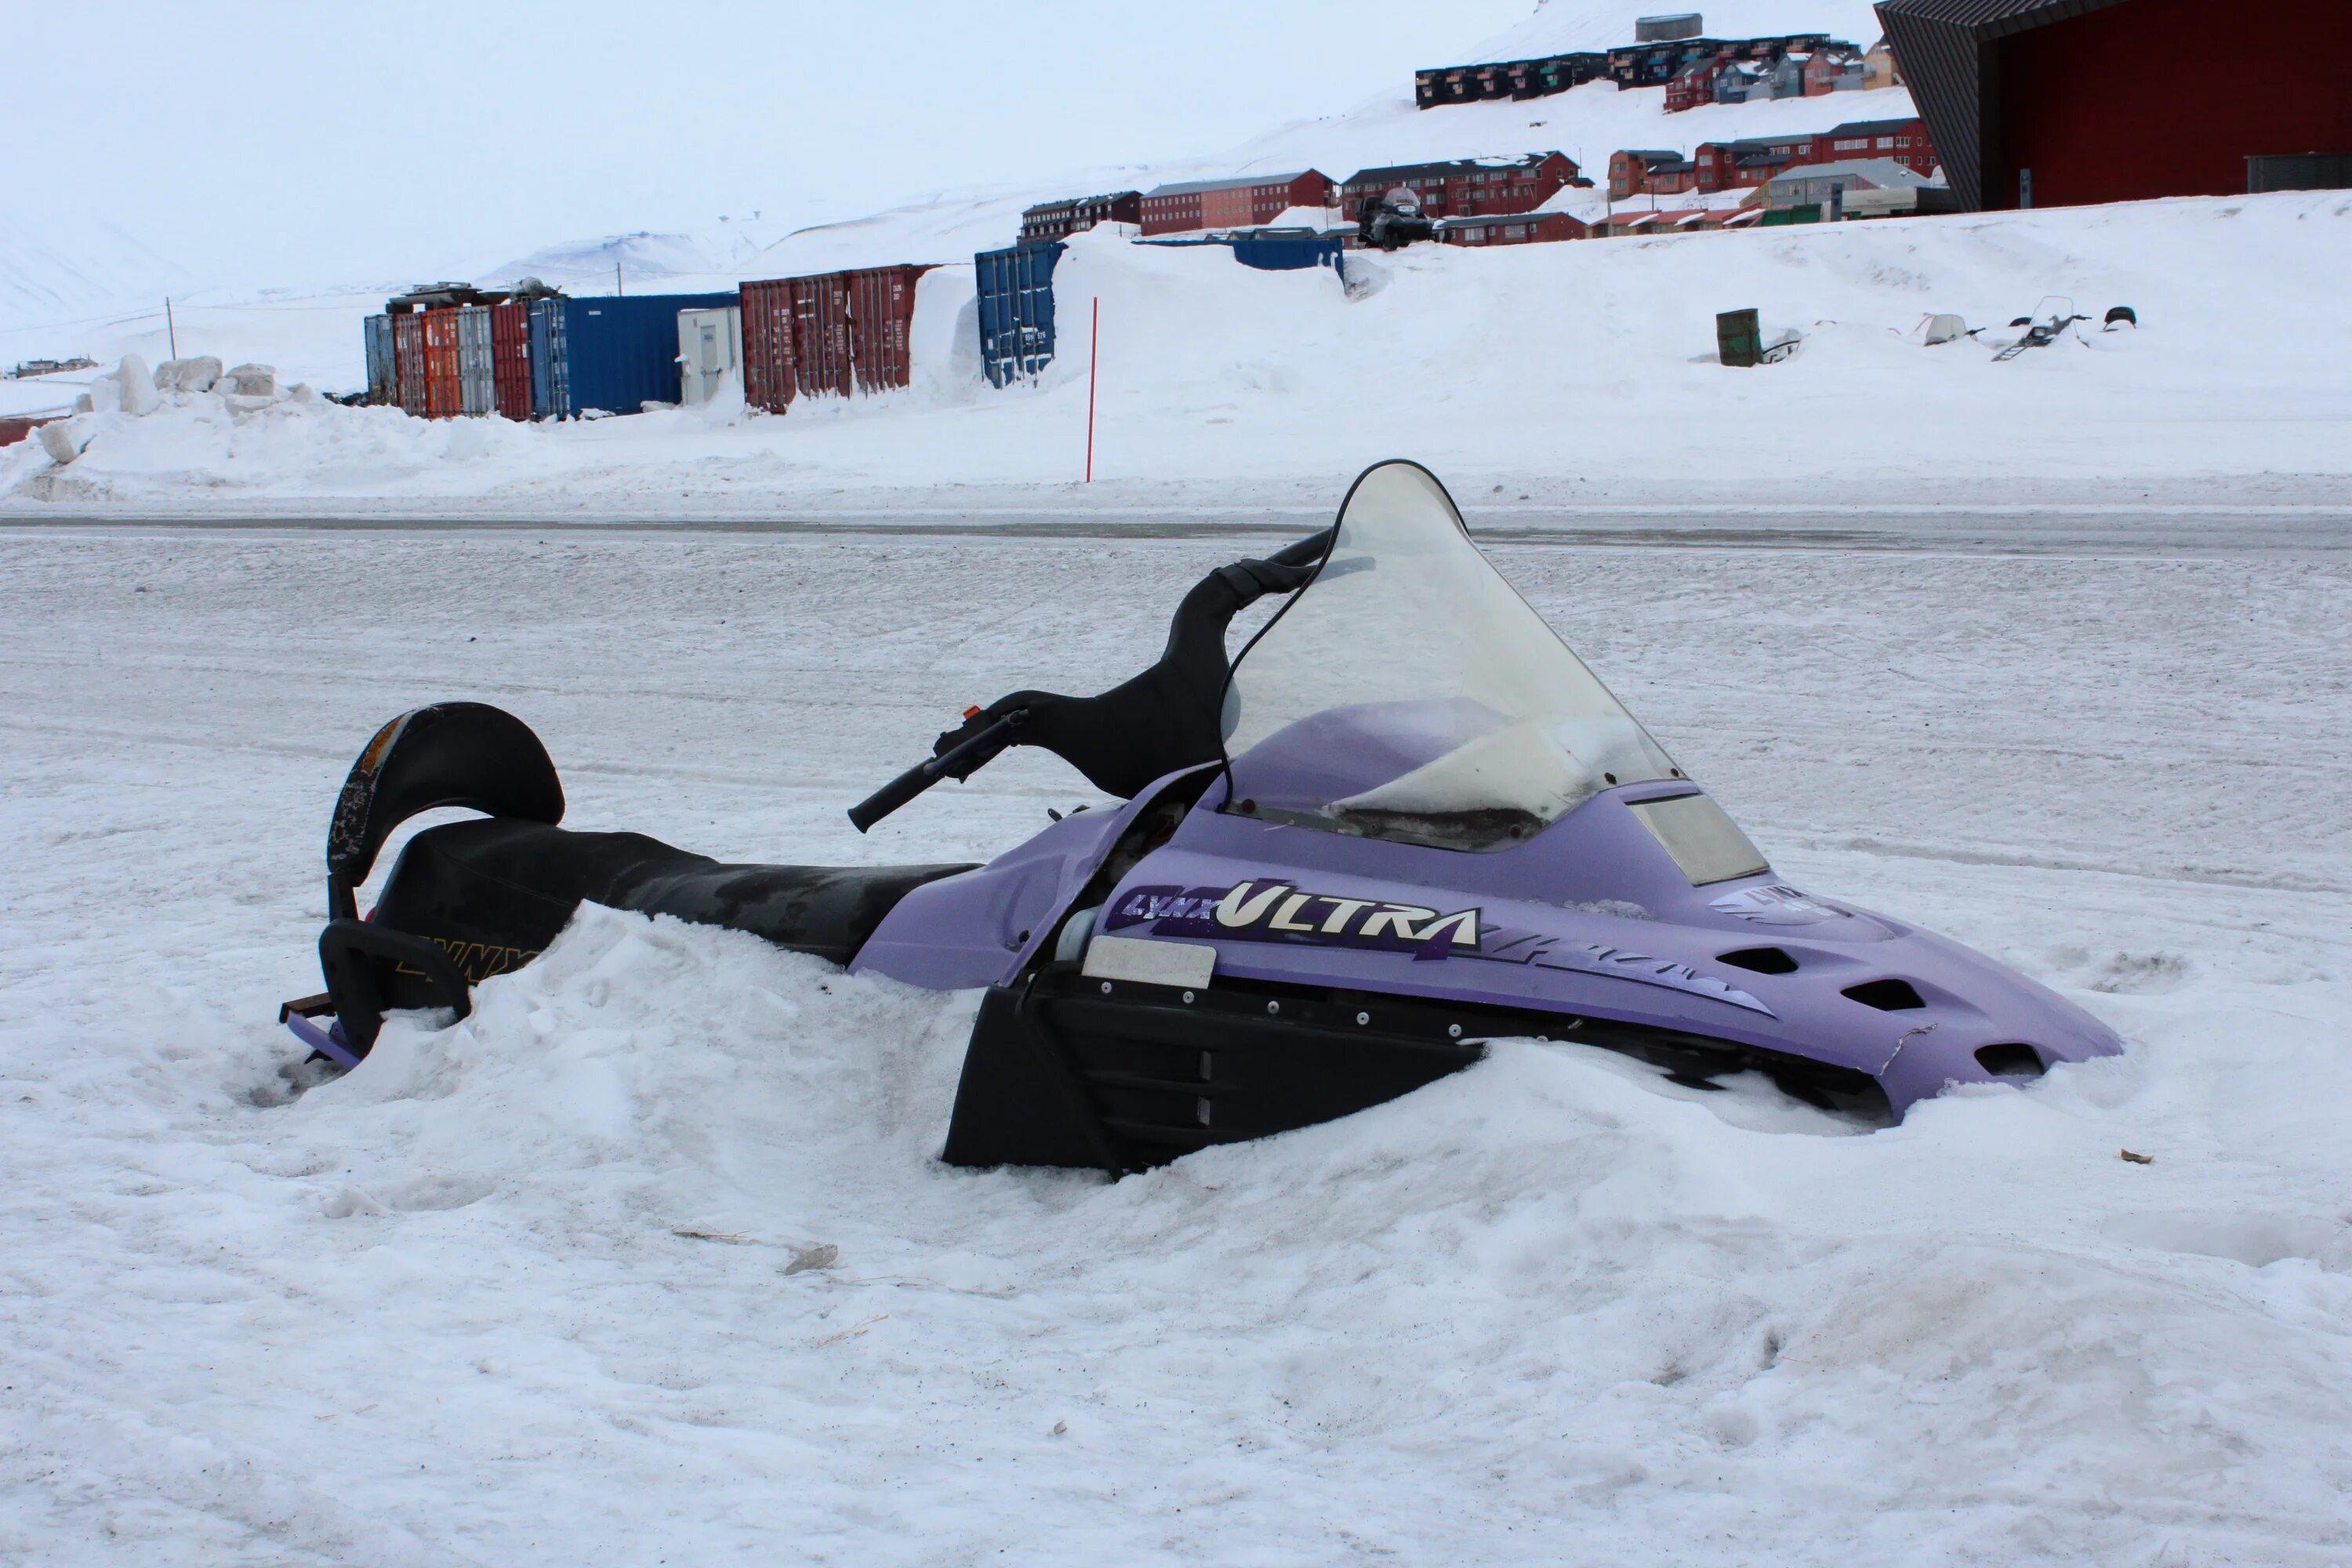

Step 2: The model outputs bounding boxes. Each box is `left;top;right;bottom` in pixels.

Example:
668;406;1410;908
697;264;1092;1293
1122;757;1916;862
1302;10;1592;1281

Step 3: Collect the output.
0;415;62;448
789;273;854;400
490;300;532;419
847;264;931;394
456;305;495;416
739;278;797;414
2247;152;2352;193
528;298;560;418
1716;308;1763;367
975;241;1065;388
362;315;395;406
421;307;463;418
677;306;742;405
393;311;426;415
527;292;740;419
1230;236;1343;271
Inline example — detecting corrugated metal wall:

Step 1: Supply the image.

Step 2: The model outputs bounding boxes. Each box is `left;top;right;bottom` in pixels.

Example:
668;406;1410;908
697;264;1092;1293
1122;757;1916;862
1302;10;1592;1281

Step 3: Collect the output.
491;301;532;420
848;264;931;394
363;315;395;406
456;306;495;416
421;309;463;419
739;278;797;414
527;292;742;419
789;274;855;400
393;312;426;415
975;242;1064;388
528;299;562;418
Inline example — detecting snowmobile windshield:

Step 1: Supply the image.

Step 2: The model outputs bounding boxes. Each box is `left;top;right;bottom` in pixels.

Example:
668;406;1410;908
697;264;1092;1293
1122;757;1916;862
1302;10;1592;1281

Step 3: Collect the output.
1219;460;1681;851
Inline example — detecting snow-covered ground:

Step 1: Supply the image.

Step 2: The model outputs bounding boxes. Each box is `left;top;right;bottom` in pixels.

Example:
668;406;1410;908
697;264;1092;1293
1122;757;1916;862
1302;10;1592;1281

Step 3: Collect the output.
9;190;2352;514
3;518;2348;1563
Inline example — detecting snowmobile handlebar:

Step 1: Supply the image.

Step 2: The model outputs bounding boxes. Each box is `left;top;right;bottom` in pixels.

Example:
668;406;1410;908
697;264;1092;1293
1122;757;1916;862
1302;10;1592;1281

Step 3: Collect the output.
848;709;1029;833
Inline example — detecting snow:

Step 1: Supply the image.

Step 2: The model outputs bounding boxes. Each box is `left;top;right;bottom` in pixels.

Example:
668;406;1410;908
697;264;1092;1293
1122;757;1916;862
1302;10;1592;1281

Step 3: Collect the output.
3;521;2349;1563
9;191;2351;513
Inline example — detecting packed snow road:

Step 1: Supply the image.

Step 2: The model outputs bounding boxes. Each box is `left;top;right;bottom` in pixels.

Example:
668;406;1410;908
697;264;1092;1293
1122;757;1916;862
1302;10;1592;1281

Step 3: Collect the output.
3;520;2348;1565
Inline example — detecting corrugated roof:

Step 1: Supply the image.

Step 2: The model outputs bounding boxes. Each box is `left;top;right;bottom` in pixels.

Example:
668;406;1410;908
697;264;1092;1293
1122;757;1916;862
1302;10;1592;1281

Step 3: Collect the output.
1143;172;1323;198
1875;0;2129;38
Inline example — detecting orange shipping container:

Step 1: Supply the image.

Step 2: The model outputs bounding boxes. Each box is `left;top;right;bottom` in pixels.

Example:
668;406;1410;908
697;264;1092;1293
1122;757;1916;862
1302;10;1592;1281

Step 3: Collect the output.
421;308;463;419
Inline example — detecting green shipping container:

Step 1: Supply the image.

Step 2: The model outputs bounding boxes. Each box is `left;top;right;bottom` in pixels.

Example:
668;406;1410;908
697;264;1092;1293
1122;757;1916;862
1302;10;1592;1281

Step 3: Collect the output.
1716;308;1762;368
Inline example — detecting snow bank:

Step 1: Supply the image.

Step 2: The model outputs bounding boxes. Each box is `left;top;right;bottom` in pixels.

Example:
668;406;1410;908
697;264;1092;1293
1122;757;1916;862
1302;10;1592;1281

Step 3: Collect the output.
9;893;2348;1563
8;191;2350;512
5;521;2349;1562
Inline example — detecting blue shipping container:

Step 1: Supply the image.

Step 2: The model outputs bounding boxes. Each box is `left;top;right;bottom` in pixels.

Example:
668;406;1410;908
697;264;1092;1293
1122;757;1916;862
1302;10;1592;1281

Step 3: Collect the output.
974;241;1065;389
527;292;742;419
1230;236;1343;271
362;314;395;405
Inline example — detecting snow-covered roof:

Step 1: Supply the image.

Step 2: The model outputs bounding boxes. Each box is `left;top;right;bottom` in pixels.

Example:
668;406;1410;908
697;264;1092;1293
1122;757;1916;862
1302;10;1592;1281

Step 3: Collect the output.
1827;117;1919;138
1343;153;1567;187
1767;158;1935;191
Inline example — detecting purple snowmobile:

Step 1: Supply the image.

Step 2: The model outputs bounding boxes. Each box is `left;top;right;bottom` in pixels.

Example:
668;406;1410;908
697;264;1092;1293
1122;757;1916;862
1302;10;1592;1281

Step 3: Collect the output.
283;459;2122;1171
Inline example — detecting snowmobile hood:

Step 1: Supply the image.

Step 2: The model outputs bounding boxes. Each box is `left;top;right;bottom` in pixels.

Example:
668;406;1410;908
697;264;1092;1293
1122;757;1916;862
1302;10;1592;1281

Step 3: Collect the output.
1094;778;2122;1116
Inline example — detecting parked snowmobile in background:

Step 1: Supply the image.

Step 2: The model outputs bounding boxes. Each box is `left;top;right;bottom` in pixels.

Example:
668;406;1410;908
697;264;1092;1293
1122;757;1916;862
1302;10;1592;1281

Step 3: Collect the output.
283;460;2123;1173
1359;187;1439;251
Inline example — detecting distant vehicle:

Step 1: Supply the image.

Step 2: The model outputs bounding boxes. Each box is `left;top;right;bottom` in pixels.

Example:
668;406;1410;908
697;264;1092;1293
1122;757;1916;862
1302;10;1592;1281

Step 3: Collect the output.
1359;187;1439;251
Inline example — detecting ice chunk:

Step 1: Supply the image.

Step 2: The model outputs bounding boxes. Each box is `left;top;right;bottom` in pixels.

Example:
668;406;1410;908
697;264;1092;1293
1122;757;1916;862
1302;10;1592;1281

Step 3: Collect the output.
154;355;223;394
114;355;159;415
36;420;85;464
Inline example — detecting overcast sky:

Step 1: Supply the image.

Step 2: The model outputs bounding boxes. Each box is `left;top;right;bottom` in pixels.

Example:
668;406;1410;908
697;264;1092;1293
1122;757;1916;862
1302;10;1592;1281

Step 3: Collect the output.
8;0;1531;302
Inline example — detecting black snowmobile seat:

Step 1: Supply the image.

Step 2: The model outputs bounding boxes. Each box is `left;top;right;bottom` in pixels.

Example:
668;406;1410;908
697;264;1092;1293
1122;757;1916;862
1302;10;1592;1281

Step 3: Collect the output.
372;818;975;977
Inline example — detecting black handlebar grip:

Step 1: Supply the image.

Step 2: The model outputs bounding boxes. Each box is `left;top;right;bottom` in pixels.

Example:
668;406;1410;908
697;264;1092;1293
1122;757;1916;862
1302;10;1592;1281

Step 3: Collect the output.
847;710;1026;833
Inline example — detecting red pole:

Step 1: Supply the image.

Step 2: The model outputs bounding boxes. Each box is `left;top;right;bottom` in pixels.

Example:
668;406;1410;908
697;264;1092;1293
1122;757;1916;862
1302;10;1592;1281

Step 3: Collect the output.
1084;297;1099;485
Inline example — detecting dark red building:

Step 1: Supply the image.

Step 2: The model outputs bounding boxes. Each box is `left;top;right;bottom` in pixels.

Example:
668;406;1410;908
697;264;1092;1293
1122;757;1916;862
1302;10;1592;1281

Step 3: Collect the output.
1138;172;1333;236
1441;211;1592;246
1338;153;1581;223
1877;0;2352;211
1019;191;1142;242
1612;148;1699;198
1692;118;1933;192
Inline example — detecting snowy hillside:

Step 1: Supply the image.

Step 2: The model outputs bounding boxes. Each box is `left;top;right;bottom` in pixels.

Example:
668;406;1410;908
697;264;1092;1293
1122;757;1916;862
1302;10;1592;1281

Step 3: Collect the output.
10;191;2351;511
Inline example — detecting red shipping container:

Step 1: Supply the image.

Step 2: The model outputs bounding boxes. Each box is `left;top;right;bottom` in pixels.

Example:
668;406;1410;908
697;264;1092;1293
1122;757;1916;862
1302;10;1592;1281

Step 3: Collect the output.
846;264;932;394
393;312;426;415
421;308;463;419
490;300;532;420
739;278;797;415
789;273;854;400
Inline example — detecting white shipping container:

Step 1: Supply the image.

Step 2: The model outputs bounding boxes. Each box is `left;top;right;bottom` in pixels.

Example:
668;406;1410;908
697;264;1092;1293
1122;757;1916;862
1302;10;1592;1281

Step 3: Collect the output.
677;307;744;406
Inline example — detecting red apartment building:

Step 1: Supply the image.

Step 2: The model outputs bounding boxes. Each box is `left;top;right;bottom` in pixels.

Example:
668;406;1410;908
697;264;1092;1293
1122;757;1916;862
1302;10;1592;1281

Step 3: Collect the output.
1337;153;1581;223
1610;149;1700;198
1137;172;1335;236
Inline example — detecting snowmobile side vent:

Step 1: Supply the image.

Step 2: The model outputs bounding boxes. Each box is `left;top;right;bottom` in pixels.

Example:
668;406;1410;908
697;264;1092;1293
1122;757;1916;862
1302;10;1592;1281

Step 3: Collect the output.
1973;1043;2046;1078
1716;946;1798;975
1842;978;1926;1011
